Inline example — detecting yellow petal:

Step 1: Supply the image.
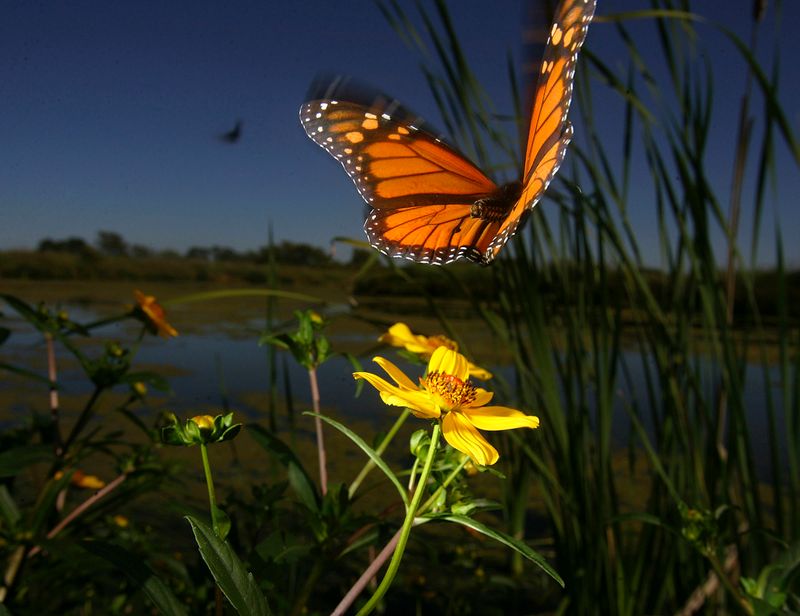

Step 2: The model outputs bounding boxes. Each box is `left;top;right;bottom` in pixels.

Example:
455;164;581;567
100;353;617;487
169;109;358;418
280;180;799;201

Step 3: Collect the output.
462;406;540;431
355;370;439;418
404;338;432;355
428;347;469;380
472;389;493;407
372;356;417;390
442;412;499;466
427;346;449;373
353;371;395;395
380;390;440;419
467;362;493;380
379;323;433;355
379;322;415;346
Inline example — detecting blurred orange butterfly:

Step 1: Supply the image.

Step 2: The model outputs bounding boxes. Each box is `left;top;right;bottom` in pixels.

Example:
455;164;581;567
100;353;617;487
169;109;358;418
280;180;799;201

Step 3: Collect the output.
300;0;596;265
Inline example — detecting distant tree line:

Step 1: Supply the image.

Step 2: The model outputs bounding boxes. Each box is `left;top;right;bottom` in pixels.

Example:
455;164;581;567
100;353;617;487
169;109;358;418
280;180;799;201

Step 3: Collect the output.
35;230;353;267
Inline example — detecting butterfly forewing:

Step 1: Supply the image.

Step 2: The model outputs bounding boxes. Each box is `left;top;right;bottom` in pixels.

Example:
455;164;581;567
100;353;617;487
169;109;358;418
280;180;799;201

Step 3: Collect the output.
300;100;497;209
486;0;596;262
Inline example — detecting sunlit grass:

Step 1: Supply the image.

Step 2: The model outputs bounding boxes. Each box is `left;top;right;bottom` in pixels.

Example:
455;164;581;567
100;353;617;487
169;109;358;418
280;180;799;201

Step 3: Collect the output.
377;0;799;613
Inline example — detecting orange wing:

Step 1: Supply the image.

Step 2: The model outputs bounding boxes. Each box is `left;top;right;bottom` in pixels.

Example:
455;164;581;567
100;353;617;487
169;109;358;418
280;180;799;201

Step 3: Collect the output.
300;0;595;265
486;0;596;263
300;97;502;264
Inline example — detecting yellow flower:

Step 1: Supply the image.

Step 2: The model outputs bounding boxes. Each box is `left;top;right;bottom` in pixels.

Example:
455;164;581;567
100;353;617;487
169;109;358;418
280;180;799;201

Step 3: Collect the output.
70;470;106;490
190;414;215;432
353;347;538;466
132;381;147;397
134;290;178;338
112;515;129;528
379;323;492;380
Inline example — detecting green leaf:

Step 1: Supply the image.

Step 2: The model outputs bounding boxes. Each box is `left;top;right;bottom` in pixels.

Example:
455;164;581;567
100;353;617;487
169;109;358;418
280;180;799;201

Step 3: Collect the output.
0;294;40;326
167;288;320;307
0;361;50;384
81;540;188;616
306;412;409;508
0;603;13;616
185;516;270;616
0;486;21;526
247;424;319;512
30;471;74;534
116;407;155;439
0;445;53;477
213;504;231;540
430;513;563;587
255;530;313;565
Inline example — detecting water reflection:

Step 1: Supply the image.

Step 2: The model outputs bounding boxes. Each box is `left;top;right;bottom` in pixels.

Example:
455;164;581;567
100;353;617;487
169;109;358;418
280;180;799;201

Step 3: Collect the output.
1;302;788;477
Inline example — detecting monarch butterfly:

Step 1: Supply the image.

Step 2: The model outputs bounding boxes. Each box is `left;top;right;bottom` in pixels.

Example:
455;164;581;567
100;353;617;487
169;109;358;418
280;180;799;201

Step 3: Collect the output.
300;0;596;265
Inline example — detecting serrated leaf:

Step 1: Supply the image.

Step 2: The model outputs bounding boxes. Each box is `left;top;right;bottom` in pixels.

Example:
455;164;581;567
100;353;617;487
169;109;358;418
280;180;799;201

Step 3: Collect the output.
82;540;188;616
185;516;270;616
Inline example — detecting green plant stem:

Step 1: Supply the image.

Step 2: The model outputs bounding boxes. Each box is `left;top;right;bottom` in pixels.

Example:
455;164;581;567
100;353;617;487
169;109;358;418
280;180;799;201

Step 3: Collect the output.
200;443;221;536
54;385;103;469
707;550;752;616
356;423;441;616
289;558;325;616
80;313;129;332
417;456;468;514
332;529;403;616
349;408;411;498
199;444;224;615
335;454;467;616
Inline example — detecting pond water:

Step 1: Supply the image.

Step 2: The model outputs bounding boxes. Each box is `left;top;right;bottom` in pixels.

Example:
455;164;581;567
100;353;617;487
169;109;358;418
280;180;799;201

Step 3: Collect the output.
0;298;789;479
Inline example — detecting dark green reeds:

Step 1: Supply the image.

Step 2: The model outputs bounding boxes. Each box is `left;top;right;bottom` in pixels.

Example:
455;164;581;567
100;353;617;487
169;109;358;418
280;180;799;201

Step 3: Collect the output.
380;0;798;612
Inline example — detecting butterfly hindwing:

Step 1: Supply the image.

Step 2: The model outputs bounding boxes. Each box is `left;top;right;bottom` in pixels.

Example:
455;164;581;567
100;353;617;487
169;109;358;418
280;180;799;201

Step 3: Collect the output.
366;203;503;264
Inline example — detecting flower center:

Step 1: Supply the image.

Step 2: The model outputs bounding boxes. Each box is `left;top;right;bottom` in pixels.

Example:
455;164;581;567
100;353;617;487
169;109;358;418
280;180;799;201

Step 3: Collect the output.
423;371;476;411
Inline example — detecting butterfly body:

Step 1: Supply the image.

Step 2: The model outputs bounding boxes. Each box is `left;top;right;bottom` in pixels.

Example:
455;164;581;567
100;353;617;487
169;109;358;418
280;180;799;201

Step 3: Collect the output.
301;0;596;265
470;181;523;222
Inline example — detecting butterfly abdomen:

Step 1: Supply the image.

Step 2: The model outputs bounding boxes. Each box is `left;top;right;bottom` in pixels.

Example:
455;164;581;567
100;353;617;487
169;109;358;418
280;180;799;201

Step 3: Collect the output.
470;181;523;222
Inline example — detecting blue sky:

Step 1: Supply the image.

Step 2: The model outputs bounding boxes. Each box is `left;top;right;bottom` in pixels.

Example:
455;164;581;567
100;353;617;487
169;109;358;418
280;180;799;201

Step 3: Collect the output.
2;1;798;266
